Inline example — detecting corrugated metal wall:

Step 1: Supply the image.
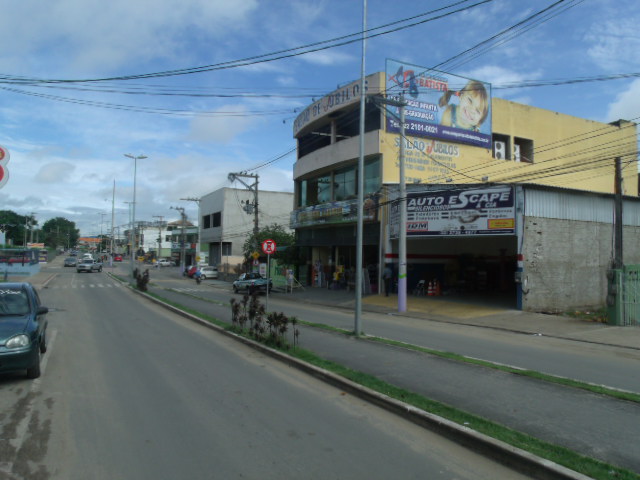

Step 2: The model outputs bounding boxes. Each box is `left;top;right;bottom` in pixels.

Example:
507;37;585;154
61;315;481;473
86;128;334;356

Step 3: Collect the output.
523;188;640;226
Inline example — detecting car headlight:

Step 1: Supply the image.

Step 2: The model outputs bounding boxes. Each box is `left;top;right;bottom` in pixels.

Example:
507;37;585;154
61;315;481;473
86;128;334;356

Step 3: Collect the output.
6;334;30;349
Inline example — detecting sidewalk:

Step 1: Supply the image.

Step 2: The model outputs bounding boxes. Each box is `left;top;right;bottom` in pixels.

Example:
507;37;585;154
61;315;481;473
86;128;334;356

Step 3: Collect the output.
250;283;640;351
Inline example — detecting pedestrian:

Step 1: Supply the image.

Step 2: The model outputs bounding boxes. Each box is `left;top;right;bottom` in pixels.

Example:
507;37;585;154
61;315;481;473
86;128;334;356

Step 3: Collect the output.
383;264;393;297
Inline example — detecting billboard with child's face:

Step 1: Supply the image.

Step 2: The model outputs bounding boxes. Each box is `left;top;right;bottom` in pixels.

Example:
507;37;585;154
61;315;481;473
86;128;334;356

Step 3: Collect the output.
385;59;492;148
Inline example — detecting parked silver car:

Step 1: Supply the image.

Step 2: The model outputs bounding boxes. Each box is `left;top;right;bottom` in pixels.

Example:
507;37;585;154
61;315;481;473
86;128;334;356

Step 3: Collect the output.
199;266;218;279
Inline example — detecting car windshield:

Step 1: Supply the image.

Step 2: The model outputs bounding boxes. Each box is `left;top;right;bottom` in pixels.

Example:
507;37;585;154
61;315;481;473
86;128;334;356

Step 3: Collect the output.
0;288;30;316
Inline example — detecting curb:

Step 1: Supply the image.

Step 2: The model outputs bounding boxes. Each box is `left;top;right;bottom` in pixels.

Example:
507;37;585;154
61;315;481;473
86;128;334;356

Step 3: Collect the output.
117;274;592;480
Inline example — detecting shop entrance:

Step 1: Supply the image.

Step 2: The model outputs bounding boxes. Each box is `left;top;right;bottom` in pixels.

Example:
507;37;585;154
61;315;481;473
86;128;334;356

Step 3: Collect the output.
398;235;518;308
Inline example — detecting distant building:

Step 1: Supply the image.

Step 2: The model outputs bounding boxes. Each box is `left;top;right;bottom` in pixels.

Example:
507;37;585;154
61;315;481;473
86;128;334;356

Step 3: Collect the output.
199;187;294;273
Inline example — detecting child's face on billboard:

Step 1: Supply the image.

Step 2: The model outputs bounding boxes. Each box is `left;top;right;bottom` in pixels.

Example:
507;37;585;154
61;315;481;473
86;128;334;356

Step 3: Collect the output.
459;91;485;128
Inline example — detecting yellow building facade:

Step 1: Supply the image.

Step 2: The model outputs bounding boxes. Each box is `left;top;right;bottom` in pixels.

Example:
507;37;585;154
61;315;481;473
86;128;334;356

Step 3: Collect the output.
292;71;639;311
380;97;637;195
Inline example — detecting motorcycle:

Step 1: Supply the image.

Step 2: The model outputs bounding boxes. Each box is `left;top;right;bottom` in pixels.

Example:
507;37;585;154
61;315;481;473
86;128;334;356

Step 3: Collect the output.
194;270;202;285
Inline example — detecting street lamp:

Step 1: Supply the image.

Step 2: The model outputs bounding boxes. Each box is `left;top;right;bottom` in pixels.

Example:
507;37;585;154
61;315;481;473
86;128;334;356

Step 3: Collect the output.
125;154;147;278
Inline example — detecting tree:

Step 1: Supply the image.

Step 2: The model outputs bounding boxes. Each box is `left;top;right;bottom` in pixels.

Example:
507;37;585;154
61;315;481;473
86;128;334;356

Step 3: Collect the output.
41;217;79;249
242;224;304;267
0;210;33;246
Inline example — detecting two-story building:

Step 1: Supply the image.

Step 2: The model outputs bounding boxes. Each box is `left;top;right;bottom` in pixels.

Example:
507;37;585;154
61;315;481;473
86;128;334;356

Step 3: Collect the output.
291;65;639;312
199;187;294;276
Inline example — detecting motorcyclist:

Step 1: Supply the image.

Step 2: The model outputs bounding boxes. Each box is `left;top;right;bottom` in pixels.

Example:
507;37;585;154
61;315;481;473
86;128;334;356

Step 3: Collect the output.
193;268;202;284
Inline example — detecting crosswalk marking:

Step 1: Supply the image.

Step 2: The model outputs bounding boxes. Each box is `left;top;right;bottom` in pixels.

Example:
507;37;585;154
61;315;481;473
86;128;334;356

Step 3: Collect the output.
47;283;124;290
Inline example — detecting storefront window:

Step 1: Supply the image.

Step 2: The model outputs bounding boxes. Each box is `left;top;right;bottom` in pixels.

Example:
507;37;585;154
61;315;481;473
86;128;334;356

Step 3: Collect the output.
303;174;332;205
298;180;308;207
334;166;357;201
317;173;332;203
364;157;381;195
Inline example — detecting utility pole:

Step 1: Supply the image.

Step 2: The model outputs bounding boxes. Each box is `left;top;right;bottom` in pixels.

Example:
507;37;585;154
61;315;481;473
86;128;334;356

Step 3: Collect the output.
23;213;35;247
614;156;623;269
228;172;259;238
181;197;201;264
374;94;408;312
153;215;164;262
171;206;187;273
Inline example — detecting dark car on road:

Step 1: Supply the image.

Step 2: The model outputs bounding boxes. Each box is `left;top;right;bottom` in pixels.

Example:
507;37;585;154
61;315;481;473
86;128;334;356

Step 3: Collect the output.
64;257;77;267
232;272;272;294
0;283;49;379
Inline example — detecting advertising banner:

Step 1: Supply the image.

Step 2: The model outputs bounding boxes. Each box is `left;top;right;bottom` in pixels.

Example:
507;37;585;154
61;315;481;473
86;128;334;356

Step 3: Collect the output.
385;59;492;148
290;196;378;229
391;186;515;237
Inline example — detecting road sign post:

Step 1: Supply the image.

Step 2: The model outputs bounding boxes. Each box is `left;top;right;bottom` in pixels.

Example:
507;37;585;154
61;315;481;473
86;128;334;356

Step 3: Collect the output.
261;240;276;311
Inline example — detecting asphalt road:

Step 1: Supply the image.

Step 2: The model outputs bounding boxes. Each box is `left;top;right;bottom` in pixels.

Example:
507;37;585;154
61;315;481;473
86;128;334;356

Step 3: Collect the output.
135;266;640;473
151;266;640;395
0;268;531;480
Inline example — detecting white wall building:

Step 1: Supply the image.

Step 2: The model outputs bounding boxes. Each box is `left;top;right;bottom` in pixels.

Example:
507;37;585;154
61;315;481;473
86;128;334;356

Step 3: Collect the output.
199;187;294;270
137;221;172;259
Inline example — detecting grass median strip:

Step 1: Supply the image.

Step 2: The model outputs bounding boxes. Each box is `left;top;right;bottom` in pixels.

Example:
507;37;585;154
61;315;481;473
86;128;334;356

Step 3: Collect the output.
297;319;640;405
289;347;638;480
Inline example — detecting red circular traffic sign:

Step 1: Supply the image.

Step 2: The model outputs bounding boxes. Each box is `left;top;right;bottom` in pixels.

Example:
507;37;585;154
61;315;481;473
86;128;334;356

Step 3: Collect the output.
261;239;276;255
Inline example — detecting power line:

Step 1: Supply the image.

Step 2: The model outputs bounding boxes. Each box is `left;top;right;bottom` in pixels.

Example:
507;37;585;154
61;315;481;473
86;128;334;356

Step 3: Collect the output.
0;1;494;85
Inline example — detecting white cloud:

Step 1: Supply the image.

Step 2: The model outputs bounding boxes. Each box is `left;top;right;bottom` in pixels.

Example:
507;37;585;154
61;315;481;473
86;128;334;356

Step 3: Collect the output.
186;107;255;143
606;79;640;123
465;65;539;87
34;162;77;183
299;50;355;67
585;17;640;72
0;0;260;75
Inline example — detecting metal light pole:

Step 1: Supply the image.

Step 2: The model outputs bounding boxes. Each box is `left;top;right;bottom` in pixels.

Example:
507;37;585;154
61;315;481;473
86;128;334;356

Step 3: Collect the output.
398;94;407;312
110;179;116;264
354;0;367;337
125;154;147;278
99;212;107;252
124;201;133;259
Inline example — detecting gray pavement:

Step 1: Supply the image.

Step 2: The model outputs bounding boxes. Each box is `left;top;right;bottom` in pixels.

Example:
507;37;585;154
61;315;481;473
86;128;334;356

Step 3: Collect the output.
219;276;640;351
13;259;640;478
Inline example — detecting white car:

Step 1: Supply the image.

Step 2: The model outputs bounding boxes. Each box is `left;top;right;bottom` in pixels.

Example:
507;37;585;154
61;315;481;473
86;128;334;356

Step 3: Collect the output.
199;266;218;279
156;259;174;267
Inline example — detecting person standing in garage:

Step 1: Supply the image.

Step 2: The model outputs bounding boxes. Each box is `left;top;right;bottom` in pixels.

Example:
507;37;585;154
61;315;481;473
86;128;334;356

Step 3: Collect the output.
383;263;393;297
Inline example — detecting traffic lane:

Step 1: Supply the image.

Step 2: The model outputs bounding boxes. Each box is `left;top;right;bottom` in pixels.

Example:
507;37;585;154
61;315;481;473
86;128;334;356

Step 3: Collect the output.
149;279;640;395
29;273;531;480
144;283;640;472
296;322;640;473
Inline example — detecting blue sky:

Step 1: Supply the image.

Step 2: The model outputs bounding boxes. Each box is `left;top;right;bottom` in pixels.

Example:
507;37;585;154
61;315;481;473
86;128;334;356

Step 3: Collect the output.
0;0;638;237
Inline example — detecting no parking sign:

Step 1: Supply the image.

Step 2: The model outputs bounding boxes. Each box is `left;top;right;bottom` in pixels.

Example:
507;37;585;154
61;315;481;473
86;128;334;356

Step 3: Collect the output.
0;145;10;189
261;239;276;255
